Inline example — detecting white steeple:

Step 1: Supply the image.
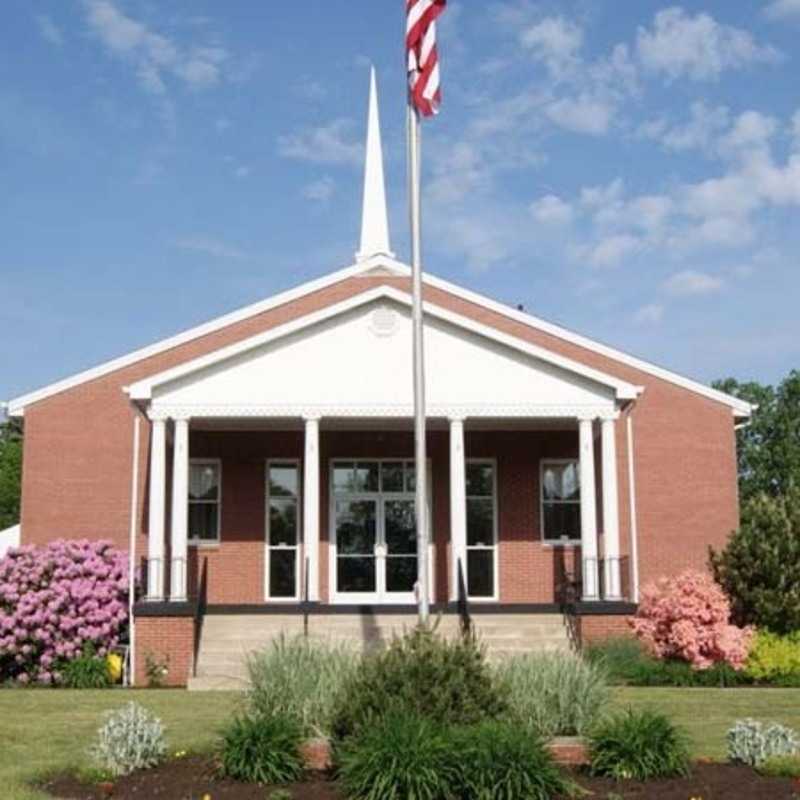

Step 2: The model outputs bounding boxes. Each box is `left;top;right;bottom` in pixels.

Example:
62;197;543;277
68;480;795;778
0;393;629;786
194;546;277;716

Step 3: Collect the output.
356;67;394;261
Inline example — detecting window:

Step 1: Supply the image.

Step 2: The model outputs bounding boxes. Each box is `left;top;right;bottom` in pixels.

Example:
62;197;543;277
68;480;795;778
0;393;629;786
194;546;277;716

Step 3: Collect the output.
541;460;581;544
465;461;496;599
267;461;300;599
188;460;221;543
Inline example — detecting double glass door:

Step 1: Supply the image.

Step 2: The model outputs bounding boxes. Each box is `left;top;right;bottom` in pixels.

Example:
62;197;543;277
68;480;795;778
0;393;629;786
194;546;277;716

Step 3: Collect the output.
332;461;423;603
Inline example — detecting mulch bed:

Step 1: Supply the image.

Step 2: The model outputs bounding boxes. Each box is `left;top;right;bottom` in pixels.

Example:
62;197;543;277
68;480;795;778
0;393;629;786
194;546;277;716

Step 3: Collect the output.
42;756;800;800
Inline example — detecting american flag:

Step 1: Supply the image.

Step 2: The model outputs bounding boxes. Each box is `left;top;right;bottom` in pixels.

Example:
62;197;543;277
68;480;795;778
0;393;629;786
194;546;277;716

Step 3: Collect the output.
406;0;447;117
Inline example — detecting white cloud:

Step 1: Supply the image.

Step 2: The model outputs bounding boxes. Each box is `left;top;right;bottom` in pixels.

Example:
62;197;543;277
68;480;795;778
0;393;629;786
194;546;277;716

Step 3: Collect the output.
633;304;664;325
636;7;781;81
662;270;724;296
530;194;573;225
35;14;64;46
719;110;778;156
545;94;614;135
586;233;641;267
643;102;730;153
519;16;583;77
173;235;248;259
83;1;230;93
764;0;800;20
428;142;492;203
277;119;362;166
302;176;335;202
581;178;625;208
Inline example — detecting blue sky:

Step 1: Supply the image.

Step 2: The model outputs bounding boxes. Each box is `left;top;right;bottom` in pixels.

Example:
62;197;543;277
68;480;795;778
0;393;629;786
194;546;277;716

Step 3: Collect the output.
3;1;800;405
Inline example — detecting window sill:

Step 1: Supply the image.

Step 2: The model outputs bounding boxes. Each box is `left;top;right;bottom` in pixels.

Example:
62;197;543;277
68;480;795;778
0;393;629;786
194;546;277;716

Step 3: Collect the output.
541;540;581;548
188;541;221;549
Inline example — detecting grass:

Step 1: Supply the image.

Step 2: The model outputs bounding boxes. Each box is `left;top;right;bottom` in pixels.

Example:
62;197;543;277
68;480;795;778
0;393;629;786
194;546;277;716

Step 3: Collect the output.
2;687;800;798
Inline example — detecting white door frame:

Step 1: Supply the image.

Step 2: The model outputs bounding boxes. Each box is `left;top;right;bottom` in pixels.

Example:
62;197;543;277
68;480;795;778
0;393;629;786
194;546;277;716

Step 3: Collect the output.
328;458;434;605
264;459;302;602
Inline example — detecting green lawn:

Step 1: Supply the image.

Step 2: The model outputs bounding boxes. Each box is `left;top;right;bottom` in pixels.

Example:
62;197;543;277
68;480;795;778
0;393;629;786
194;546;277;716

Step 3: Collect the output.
1;688;800;799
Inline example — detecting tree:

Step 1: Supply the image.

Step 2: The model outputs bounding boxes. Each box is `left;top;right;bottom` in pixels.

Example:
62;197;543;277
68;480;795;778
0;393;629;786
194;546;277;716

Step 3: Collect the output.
0;418;22;530
714;370;800;503
710;488;800;635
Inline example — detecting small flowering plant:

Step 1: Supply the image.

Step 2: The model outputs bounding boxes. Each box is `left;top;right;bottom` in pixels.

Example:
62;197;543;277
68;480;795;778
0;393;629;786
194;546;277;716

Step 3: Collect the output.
0;539;130;685
630;569;753;671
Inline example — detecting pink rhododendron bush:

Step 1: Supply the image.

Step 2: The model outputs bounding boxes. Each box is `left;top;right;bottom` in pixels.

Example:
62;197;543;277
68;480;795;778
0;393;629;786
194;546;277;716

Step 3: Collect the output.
630;569;754;670
0;540;129;685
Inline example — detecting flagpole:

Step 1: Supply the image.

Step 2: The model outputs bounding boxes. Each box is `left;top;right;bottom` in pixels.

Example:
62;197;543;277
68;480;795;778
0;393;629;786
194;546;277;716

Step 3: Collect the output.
408;101;430;627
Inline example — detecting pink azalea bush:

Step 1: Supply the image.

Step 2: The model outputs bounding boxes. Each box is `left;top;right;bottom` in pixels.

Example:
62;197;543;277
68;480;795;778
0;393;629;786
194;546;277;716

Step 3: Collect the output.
630;569;754;670
0;540;130;686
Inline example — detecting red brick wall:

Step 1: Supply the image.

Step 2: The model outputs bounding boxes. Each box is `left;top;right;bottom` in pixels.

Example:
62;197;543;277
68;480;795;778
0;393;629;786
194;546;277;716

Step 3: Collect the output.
134;616;195;687
18;274;740;604
579;614;634;646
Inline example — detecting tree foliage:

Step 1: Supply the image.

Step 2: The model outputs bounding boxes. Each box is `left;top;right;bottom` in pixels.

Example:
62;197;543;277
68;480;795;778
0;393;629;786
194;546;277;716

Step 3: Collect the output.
711;487;800;635
714;371;800;502
0;419;22;530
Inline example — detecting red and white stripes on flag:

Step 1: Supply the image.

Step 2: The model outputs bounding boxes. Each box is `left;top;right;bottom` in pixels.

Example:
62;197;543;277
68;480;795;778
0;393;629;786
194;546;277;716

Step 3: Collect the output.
406;0;446;117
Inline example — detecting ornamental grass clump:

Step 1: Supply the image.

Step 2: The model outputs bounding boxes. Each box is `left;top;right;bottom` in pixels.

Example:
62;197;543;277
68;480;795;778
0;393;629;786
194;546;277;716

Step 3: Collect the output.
219;713;305;785
331;625;508;741
588;709;691;781
0;539;130;685
496;651;609;737
727;719;800;767
246;635;358;737
630;569;753;671
90;702;166;777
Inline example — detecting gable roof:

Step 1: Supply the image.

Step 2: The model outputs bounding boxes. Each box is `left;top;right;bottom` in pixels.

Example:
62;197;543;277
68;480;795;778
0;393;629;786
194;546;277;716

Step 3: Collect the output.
4;254;751;418
127;284;640;404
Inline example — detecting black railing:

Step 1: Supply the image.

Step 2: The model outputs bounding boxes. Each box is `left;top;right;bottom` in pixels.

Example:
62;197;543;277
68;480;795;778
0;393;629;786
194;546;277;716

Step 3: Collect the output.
302;556;310;638
456;558;472;638
193;558;208;678
556;567;581;652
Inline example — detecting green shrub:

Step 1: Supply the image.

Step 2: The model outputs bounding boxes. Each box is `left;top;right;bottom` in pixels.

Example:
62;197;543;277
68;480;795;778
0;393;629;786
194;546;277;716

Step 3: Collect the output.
336;713;458;800
710;487;800;634
61;644;112;689
453;720;575;800
745;630;800;684
247;635;358;737
496;651;609;737
589;709;691;780
727;719;800;767
219;714;304;784
758;753;800;778
586;637;750;687
90;702;166;777
331;626;507;740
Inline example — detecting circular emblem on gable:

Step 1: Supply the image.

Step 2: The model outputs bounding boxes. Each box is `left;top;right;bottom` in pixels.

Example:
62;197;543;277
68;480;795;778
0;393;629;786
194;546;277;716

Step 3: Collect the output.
369;305;398;337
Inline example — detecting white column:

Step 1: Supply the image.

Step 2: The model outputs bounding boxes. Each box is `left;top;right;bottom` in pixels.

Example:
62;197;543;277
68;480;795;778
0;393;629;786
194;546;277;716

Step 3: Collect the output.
579;417;599;601
303;416;320;602
146;417;166;601
601;416;622;600
170;416;190;601
449;418;467;602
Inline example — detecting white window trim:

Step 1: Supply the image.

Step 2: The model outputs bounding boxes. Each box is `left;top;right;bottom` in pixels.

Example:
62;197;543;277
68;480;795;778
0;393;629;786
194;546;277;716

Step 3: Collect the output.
265;459;302;602
540;458;581;547
465;458;499;602
328;458;434;605
188;458;222;546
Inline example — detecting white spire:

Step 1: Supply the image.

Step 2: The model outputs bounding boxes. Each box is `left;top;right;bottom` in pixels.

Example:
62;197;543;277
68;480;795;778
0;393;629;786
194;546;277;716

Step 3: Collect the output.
356;66;393;261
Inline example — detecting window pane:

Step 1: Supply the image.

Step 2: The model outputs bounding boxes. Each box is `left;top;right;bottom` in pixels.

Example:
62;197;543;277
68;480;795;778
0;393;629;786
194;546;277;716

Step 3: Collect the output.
270;499;297;546
405;462;416;493
333;463;356;493
542;462;580;501
270;465;298;498
385;500;416;555
467;550;494;598
189;463;219;501
467;498;494;546
354;462;379;492
189;503;218;541
336;501;377;555
466;463;493;497
543;503;581;541
386;556;417;593
337;556;376;593
381;462;404;492
269;550;296;598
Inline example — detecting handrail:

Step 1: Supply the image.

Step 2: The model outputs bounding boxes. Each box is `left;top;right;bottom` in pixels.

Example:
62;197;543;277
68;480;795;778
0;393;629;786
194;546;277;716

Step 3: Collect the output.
303;556;310;638
456;557;472;638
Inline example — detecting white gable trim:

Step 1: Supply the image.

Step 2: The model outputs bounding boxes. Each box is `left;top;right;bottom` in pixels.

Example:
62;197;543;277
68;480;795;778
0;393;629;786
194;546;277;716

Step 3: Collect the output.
128;285;640;404
5;253;750;417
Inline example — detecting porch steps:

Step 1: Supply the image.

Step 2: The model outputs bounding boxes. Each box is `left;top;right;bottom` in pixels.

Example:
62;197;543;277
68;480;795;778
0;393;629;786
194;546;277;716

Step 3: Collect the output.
189;613;572;691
